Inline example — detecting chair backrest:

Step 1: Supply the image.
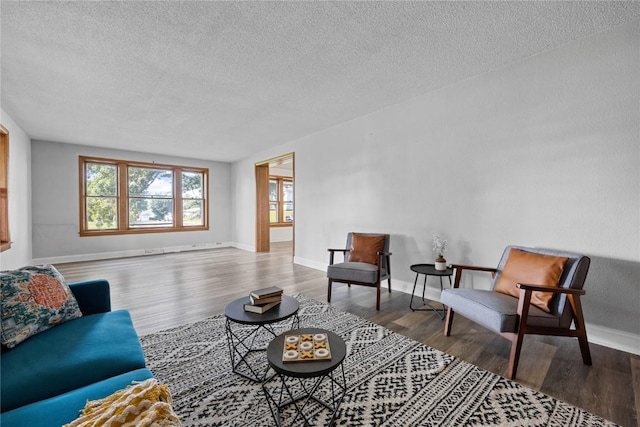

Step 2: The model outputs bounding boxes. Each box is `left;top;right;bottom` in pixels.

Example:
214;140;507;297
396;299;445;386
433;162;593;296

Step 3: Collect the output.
345;232;391;274
491;245;590;325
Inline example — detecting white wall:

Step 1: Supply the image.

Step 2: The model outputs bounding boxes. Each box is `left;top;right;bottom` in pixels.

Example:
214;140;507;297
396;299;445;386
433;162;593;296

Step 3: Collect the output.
232;20;640;346
30;141;233;262
0;109;32;270
270;227;293;243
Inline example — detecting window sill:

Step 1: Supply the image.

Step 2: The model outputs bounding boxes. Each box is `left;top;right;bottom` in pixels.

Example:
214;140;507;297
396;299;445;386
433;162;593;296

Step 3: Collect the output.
270;223;293;228
80;226;209;237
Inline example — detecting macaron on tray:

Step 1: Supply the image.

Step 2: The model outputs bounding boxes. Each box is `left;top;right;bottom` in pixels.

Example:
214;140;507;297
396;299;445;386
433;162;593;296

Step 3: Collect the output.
282;333;332;362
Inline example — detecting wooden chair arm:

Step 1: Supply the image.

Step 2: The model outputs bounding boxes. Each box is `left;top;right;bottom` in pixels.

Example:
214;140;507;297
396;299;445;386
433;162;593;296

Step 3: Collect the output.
516;283;586;295
450;264;497;273
327;249;391;268
376;251;392;274
450;264;498;288
328;248;348;265
516;284;584;327
515;283;587;340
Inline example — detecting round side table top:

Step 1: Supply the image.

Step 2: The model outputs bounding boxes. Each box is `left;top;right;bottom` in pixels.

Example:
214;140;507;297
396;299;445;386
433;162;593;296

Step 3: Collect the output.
410;263;453;276
267;328;346;378
224;294;299;325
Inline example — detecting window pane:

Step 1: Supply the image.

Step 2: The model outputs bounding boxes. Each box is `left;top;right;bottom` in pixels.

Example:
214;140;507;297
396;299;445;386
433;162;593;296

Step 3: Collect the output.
86;163;116;196
183;200;203;226
269;202;278;223
283;181;293;202
182;171;203;198
284;202;293;222
129;198;173;228
128;167;173;228
269;180;278;201
128;167;173;197
86;197;117;230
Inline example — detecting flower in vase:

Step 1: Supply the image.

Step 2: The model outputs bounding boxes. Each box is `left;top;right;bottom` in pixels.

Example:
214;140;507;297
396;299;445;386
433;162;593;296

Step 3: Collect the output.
432;233;448;257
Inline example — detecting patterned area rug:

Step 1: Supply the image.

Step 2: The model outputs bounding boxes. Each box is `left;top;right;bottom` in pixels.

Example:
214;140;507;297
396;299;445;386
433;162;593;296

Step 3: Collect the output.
140;294;615;426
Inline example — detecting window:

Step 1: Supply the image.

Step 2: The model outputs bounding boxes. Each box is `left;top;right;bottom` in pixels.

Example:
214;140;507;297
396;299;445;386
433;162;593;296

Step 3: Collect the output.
128;166;173;229
269;176;293;226
0;125;10;252
80;156;208;235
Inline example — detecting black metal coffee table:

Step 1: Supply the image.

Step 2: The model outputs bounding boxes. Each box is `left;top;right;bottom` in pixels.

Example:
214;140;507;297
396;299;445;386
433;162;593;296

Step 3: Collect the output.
224;295;300;382
263;327;347;427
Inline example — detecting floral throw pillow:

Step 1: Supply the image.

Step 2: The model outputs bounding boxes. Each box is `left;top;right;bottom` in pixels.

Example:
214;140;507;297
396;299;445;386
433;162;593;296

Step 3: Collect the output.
1;265;83;348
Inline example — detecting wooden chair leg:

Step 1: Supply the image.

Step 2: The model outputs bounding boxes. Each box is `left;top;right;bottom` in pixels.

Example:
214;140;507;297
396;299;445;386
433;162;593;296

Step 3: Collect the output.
327;279;332;303
376;282;381;310
387;277;392;293
507;330;526;380
569;294;592;365
507;288;534;380
578;333;592;365
444;307;454;336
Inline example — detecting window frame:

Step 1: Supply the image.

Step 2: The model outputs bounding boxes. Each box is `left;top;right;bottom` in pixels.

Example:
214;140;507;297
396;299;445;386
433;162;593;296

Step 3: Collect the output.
79;156;208;236
269;175;293;227
0;125;10;252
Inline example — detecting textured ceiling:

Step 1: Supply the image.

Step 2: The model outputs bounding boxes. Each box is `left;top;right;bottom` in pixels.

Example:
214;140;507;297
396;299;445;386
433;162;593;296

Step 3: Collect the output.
1;1;639;162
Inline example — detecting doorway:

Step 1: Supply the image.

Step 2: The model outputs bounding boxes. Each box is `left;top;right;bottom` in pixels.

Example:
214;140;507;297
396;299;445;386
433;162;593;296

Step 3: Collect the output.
255;153;294;255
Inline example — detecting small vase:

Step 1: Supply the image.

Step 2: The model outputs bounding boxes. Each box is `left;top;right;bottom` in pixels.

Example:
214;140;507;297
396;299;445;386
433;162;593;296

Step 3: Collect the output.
435;255;447;271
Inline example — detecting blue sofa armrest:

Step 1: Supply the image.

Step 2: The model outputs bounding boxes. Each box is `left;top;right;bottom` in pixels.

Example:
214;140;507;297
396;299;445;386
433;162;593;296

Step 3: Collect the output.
69;279;111;315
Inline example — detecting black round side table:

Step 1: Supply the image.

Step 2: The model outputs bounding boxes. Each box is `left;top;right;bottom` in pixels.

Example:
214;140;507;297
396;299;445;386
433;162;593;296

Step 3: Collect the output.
409;263;453;320
224;295;300;382
263;327;347;426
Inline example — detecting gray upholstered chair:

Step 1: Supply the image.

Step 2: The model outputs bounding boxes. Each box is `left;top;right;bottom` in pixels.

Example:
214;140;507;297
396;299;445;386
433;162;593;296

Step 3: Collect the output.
327;233;392;310
441;245;591;380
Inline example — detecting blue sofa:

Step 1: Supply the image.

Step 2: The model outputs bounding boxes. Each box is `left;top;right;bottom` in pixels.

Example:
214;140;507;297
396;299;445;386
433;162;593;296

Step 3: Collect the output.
1;279;153;427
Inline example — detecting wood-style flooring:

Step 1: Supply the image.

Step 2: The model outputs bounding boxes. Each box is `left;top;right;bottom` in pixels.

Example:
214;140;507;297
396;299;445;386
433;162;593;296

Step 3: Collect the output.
54;243;639;426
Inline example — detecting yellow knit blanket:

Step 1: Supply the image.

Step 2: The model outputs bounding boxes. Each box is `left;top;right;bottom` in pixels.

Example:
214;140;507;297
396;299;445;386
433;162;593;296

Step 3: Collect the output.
64;379;181;427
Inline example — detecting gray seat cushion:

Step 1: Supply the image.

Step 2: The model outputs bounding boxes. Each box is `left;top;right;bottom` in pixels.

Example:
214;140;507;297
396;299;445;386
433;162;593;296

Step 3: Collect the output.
441;288;561;333
327;262;386;284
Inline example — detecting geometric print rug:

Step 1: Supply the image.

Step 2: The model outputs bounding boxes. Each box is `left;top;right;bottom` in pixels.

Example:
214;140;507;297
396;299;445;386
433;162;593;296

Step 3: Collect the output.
140;294;617;426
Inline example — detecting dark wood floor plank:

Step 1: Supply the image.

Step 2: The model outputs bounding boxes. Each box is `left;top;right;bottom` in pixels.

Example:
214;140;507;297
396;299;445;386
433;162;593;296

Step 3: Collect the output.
53;244;637;426
632;356;640;427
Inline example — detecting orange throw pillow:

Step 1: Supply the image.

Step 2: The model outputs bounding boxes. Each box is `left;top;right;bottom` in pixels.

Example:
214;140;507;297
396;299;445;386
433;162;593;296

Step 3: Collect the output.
494;248;568;313
348;234;386;266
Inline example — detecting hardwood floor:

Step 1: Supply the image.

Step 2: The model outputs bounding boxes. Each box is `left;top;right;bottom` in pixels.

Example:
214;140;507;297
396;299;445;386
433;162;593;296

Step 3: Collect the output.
54;243;639;426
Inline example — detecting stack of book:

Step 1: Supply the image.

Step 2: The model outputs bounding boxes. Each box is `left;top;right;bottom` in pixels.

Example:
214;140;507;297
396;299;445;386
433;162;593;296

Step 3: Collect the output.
243;286;283;314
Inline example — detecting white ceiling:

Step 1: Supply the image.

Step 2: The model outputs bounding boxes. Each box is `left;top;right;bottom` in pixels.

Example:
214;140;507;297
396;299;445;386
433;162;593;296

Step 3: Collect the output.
2;1;639;163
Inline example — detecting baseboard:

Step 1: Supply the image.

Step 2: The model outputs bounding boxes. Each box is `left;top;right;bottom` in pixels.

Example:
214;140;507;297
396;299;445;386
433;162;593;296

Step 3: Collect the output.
586;323;640;355
293;256;327;271
393;278;444;302
32;242;234;265
231;242;255;252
